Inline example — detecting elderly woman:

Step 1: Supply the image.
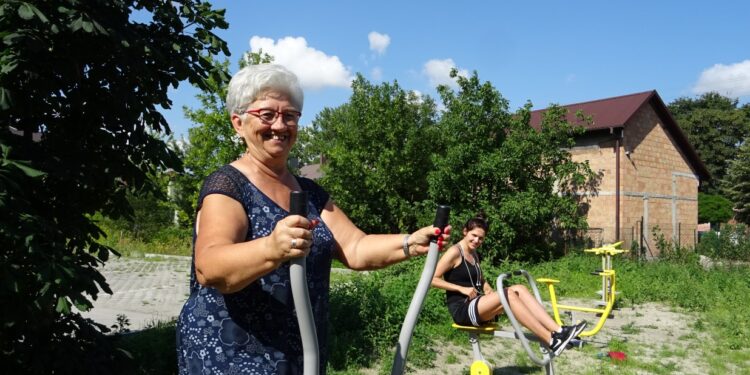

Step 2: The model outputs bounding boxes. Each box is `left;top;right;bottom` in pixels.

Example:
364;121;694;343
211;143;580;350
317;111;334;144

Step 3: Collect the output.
176;64;450;375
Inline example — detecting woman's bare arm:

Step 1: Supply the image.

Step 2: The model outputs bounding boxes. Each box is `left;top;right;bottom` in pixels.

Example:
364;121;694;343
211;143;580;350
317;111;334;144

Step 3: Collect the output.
193;194;311;294
320;200;449;270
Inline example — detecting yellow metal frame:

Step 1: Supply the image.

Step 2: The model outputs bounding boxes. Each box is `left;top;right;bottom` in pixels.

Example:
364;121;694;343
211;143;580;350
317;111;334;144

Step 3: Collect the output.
537;242;627;337
451;323;499;333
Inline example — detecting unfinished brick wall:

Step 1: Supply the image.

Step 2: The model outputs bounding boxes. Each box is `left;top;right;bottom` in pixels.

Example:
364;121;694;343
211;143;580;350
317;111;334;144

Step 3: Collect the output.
570;103;699;255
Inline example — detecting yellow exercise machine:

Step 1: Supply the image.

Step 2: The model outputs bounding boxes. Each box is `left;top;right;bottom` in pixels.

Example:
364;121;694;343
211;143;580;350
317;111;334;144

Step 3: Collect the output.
536;241;627;337
452;244;627;374
453;270;557;375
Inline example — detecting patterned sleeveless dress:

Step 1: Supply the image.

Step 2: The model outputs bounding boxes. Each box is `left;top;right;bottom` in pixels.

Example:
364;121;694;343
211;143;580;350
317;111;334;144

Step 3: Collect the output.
176;165;335;374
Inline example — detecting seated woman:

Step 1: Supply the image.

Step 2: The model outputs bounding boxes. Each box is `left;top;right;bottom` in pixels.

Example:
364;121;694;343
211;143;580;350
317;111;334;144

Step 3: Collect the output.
431;213;586;356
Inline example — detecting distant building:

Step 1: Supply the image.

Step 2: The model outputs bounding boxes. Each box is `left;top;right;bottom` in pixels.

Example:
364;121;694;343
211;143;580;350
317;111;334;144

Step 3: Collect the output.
531;91;709;256
299;163;323;180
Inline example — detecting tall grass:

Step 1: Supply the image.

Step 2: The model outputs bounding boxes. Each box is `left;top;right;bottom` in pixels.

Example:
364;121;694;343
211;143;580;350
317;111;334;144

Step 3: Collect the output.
96;222;192;257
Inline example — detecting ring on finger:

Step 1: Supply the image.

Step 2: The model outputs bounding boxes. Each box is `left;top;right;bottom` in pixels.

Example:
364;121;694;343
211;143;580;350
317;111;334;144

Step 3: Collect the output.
291;238;297;248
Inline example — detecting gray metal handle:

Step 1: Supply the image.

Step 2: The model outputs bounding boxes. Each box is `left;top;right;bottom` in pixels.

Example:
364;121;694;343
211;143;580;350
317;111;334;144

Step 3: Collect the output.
391;205;450;375
289;191;319;375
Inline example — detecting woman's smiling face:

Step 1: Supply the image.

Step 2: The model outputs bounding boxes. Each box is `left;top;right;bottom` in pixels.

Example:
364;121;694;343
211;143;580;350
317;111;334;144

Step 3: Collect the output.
464;227;486;251
233;91;300;162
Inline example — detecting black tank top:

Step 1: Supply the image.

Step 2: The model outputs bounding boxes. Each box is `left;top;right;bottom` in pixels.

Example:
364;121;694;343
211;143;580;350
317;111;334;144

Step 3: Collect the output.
444;244;484;310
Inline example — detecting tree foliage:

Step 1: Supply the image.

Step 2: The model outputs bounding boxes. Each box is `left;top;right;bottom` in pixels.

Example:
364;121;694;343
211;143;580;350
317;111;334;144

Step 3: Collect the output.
0;1;228;372
174;51;278;223
723;139;750;224
310;73;597;263
428;71;598;262
668;92;750;193
698;192;734;224
311;75;440;233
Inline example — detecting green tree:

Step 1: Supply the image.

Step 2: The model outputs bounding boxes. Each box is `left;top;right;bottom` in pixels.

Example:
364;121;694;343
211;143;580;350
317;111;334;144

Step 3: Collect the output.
312;75;439;233
668;92;750;193
175;51;278;222
698;192;734;224
429;70;598;263
0;1;228;372
723;139;750;224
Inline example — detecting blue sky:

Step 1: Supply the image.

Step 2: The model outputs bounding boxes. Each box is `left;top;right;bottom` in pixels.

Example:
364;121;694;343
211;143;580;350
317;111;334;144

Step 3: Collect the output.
163;1;750;138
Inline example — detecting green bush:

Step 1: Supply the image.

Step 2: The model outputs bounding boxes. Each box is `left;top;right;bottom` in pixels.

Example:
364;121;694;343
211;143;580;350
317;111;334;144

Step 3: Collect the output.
652;226;699;264
697;224;750;261
328;274;386;370
698;193;734;224
112;320;177;375
98;191;182;243
327;259;455;373
96;215;192;257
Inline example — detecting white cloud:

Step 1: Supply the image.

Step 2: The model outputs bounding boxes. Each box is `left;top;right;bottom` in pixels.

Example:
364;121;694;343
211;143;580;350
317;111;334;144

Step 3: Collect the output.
368;31;391;55
249;36;353;90
423;58;469;88
371;67;383;81
692;59;750;97
408;90;423;104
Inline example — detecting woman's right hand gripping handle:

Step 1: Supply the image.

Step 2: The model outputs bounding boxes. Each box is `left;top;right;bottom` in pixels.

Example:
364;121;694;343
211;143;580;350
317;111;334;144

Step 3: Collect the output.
265;194;313;265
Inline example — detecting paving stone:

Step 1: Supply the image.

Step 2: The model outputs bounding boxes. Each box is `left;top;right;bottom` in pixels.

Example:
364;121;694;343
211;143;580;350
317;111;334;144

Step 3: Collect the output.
79;255;191;331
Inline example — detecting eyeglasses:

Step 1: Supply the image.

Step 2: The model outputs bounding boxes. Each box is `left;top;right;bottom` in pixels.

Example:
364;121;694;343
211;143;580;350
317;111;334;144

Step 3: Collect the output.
245;108;302;126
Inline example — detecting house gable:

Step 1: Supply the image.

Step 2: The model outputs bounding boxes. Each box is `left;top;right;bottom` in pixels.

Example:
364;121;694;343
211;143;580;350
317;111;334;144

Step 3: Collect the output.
530;90;705;252
530;90;709;180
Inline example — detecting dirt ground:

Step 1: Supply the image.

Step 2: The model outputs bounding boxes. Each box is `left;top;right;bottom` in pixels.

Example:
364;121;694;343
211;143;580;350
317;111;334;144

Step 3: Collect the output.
363;300;720;374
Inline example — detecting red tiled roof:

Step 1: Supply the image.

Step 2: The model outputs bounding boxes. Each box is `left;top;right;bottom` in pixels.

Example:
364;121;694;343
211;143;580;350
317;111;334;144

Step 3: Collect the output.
529;90;709;180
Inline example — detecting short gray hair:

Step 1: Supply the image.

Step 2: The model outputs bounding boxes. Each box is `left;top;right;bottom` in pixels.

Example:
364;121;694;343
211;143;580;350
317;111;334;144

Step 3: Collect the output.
226;64;304;116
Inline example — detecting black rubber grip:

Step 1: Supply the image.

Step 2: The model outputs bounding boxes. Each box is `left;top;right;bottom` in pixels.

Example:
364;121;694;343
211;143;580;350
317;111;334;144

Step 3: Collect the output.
290;191;308;216
513;270;524;276
433;205;451;229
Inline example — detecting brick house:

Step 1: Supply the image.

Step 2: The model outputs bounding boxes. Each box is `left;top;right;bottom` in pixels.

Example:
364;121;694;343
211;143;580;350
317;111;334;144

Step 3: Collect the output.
530;90;710;256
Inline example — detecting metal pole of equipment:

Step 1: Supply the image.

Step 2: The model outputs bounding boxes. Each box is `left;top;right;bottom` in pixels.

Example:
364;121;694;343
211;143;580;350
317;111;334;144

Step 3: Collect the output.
497;270;554;374
290;196;450;375
391;205;451;375
289;191;320;375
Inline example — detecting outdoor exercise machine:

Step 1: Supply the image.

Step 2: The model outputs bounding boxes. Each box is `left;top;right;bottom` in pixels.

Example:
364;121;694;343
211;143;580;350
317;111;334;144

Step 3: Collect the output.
536;241;627;337
289;190;450;375
452;270;558;375
451;242;629;374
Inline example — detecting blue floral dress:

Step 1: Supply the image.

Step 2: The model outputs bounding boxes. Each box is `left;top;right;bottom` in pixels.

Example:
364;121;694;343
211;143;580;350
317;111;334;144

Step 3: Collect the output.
177;165;335;374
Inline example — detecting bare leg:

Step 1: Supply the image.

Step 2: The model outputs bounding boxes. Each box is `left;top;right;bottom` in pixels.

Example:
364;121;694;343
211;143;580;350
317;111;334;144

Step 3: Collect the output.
507;285;561;332
476;291;504;320
476;286;558;344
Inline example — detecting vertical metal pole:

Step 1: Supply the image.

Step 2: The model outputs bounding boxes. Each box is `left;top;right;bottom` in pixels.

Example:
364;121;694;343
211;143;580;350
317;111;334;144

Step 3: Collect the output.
601;254;607;305
391;205;450;375
693;228;698;246
639;216;644;261
289;191;319;375
615;136;621;242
